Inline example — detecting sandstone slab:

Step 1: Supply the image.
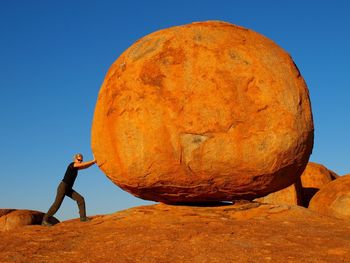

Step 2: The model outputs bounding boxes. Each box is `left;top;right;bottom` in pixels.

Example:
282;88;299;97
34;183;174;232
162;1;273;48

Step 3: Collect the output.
91;21;314;203
309;174;350;220
0;203;349;262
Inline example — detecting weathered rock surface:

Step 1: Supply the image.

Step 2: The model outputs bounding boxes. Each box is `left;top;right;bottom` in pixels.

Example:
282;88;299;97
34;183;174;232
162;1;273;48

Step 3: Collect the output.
91;21;314;203
1;203;349;262
254;178;303;206
301;162;338;207
255;162;338;206
0;209;59;231
309;174;350;220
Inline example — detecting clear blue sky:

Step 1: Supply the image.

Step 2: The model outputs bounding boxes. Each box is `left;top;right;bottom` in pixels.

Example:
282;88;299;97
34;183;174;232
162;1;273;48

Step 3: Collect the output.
1;1;349;220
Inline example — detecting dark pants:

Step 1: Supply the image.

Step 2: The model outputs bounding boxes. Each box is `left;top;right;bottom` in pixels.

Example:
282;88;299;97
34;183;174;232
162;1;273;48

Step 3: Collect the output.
43;181;86;221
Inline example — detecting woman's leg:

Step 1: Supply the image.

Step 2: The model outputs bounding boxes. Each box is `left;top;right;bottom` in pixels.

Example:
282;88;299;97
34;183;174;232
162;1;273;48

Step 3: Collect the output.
67;189;86;219
43;181;66;222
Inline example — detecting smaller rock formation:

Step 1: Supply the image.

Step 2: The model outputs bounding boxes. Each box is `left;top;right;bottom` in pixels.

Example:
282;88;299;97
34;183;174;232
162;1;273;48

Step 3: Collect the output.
300;162;338;207
309;174;350;220
0;209;59;231
254;178;303;206
0;209;15;217
255;162;338;207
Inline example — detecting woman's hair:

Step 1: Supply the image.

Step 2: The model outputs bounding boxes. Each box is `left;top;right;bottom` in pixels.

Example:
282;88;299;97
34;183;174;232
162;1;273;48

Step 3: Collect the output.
73;153;83;161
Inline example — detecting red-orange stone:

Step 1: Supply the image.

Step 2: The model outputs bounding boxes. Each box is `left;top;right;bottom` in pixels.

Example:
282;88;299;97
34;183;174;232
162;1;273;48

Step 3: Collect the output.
254;179;303;206
301;162;338;206
309;175;350;220
0;209;59;231
91;21;314;203
255;162;338;207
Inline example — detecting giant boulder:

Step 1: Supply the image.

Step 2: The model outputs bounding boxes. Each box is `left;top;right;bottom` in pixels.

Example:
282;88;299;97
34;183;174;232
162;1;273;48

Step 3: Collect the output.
91;21;314;203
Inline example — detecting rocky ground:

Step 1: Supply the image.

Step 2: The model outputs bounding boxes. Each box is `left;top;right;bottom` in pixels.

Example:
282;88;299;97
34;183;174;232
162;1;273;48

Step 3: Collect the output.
1;202;349;262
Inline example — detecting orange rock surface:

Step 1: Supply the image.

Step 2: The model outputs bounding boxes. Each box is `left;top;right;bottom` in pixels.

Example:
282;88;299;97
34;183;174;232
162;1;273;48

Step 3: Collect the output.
0;209;59;231
309;174;350;220
254;162;337;206
91;21;314;203
1;203;349;262
254;178;303;206
301;162;338;206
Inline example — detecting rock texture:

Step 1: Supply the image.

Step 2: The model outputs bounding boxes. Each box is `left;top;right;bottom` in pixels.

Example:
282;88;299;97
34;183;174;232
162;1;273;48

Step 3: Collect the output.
91;21;314;203
255;162;337;206
1;203;349;262
309;174;350;220
0;209;59;231
254;178;303;206
301;162;338;206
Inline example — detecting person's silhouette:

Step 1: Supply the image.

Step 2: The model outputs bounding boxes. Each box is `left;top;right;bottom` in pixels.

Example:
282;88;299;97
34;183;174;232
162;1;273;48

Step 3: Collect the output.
42;153;96;226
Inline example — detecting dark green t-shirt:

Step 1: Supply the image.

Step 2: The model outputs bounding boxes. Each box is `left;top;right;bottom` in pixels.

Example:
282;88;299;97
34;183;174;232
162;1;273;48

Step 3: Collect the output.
62;162;78;188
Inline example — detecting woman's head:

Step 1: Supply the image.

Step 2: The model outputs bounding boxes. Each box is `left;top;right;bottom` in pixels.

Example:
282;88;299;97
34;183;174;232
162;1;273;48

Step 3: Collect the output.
73;153;83;162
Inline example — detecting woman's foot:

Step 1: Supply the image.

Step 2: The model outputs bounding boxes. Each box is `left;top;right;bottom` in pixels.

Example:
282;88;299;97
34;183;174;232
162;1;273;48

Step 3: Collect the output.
41;220;53;226
80;217;91;222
